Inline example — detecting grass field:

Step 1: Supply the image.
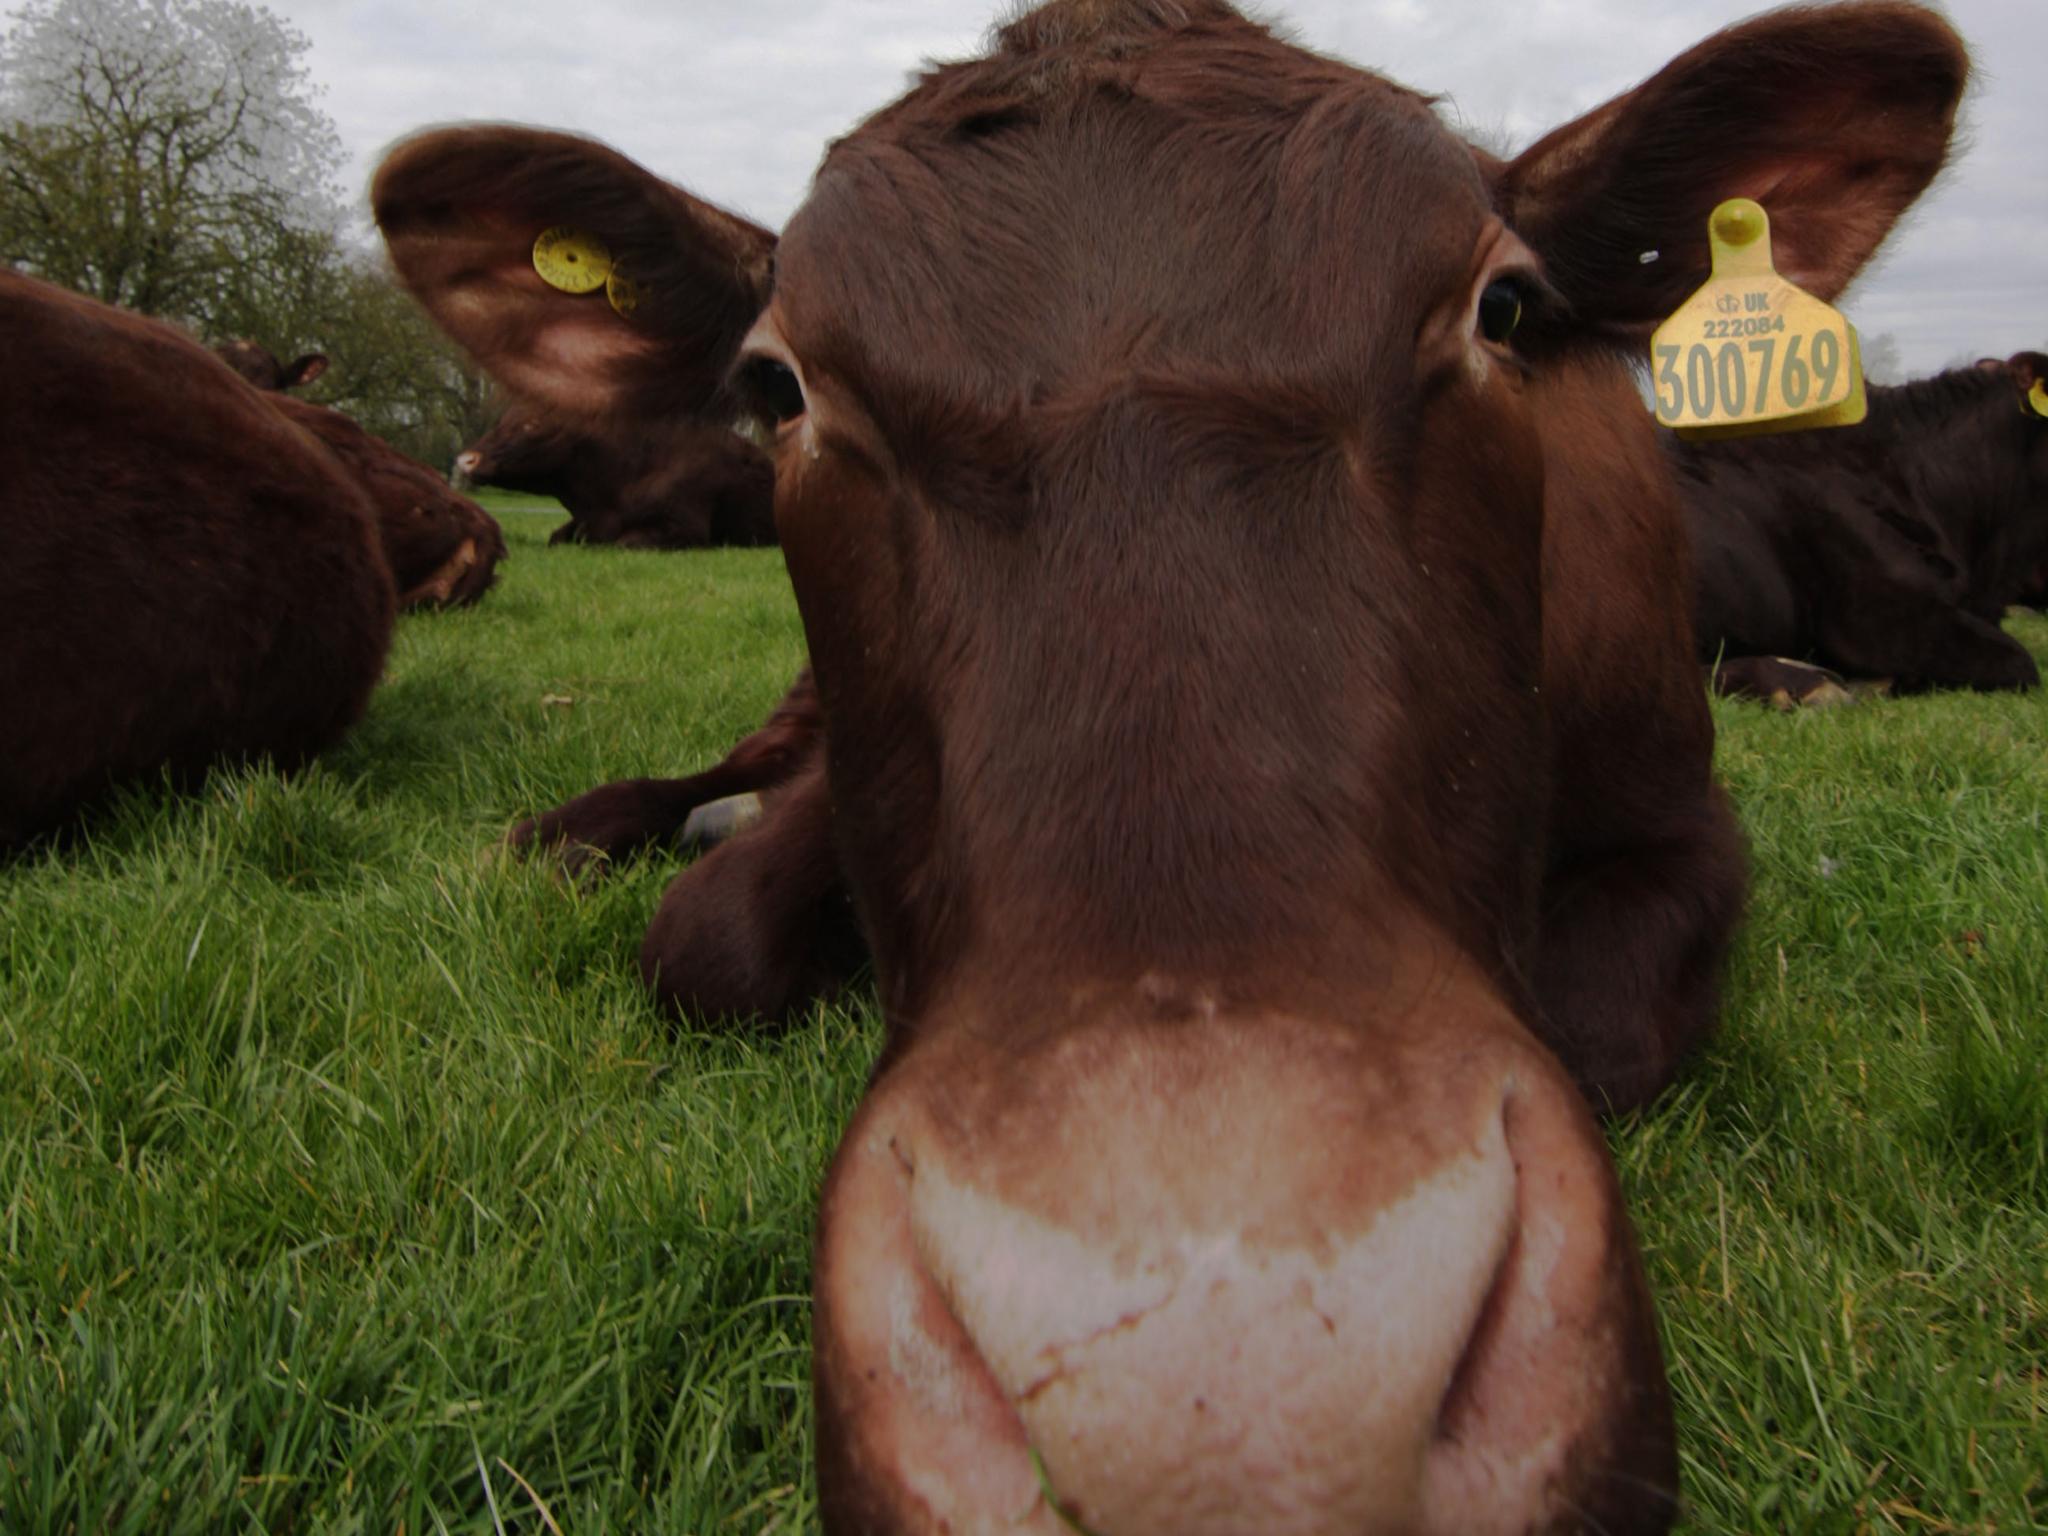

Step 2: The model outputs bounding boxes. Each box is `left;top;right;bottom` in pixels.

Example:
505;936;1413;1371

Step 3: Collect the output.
2;494;2043;1534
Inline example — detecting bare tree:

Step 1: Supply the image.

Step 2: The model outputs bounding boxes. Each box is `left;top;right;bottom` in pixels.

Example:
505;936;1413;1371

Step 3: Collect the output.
0;0;344;326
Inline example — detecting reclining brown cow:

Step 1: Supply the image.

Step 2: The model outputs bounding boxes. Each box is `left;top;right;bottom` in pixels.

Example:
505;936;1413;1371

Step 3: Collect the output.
2;276;396;844
1682;350;2048;703
453;397;775;550
378;2;1963;1528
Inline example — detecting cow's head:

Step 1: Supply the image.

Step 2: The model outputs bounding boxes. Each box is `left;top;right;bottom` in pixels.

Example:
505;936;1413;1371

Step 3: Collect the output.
452;400;584;492
377;4;1962;1528
214;339;329;393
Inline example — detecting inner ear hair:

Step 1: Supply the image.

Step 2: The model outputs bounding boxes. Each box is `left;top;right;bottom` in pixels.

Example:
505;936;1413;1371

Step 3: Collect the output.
1500;2;1967;340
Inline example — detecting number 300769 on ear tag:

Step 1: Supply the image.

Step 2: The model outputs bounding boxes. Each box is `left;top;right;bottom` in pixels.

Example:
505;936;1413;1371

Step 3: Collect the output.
1651;198;1867;440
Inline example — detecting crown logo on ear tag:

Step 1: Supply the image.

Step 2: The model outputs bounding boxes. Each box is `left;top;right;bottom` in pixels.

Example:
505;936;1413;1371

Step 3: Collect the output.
2028;380;2048;419
532;226;613;294
1651;199;1867;440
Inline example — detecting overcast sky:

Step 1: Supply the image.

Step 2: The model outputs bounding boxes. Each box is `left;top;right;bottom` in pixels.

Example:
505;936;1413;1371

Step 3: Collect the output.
270;0;2044;378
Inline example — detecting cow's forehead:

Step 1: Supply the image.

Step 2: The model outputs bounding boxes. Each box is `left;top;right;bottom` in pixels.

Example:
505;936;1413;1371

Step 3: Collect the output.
773;8;1489;410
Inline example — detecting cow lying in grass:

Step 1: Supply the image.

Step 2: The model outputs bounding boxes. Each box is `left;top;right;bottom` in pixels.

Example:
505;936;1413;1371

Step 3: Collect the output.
1683;351;2048;701
379;1;1962;1527
1;273;396;845
453;397;776;550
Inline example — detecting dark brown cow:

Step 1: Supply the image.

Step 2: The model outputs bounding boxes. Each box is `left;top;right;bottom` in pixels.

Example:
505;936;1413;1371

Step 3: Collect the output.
377;3;1963;1529
1683;351;2048;697
267;394;509;610
212;338;330;392
453;397;776;549
2;272;395;845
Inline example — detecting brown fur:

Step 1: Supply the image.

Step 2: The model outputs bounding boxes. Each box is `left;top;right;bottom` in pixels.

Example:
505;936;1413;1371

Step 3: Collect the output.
374;3;1965;1528
1;272;395;844
267;394;508;609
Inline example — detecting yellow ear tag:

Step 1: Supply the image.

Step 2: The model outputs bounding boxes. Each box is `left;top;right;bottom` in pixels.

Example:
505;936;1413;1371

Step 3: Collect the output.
1650;198;1867;440
605;267;641;319
2028;380;2048;419
531;226;613;294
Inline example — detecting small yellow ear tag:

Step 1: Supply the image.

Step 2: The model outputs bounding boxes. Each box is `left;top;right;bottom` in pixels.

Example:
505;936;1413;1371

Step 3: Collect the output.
2028;379;2048;419
605;267;641;319
531;226;613;294
1650;199;1867;440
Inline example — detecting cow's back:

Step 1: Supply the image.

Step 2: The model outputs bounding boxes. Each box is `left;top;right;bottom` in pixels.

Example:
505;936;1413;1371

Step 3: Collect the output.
0;272;396;842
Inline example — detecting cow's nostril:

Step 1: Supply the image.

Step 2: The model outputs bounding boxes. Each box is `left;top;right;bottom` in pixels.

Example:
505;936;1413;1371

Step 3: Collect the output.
1434;1196;1521;1444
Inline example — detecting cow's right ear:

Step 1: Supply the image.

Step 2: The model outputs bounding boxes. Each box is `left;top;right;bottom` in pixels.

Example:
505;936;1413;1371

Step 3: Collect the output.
373;126;775;423
2011;352;2048;417
1499;2;1966;344
282;353;329;389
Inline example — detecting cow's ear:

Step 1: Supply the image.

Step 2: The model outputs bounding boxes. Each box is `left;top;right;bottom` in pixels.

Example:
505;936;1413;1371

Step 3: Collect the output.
1499;2;1966;343
373;126;775;423
282;353;329;389
2011;353;2048;416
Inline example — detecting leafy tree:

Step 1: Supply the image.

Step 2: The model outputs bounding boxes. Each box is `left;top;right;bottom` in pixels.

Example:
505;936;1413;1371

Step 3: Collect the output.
1;0;493;468
202;226;498;469
290;250;500;472
0;0;343;327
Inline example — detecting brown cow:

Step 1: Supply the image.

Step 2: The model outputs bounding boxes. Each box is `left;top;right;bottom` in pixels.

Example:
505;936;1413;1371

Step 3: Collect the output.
212;339;330;392
2;272;395;845
452;398;775;550
268;394;509;610
377;3;1963;1529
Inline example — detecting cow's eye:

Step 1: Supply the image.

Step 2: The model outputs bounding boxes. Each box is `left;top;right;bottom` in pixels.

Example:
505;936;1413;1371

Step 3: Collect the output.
737;356;806;427
1478;279;1524;344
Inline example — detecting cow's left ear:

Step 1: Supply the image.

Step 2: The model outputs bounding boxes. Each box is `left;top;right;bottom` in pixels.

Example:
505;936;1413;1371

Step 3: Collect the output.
2008;352;2048;416
373;126;775;424
282;353;329;389
1498;2;1966;343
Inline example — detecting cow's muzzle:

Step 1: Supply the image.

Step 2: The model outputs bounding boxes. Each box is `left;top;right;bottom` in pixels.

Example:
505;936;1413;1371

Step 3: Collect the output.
812;998;1677;1535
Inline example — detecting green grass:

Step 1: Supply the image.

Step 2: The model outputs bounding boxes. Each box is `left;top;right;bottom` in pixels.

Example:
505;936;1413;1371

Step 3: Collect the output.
2;497;2043;1533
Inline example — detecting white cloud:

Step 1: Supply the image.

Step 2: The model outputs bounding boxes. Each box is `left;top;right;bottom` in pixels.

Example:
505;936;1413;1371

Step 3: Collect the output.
270;0;2045;377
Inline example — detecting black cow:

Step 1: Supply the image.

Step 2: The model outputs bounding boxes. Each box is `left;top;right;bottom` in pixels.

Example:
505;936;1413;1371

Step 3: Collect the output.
1681;351;2048;697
